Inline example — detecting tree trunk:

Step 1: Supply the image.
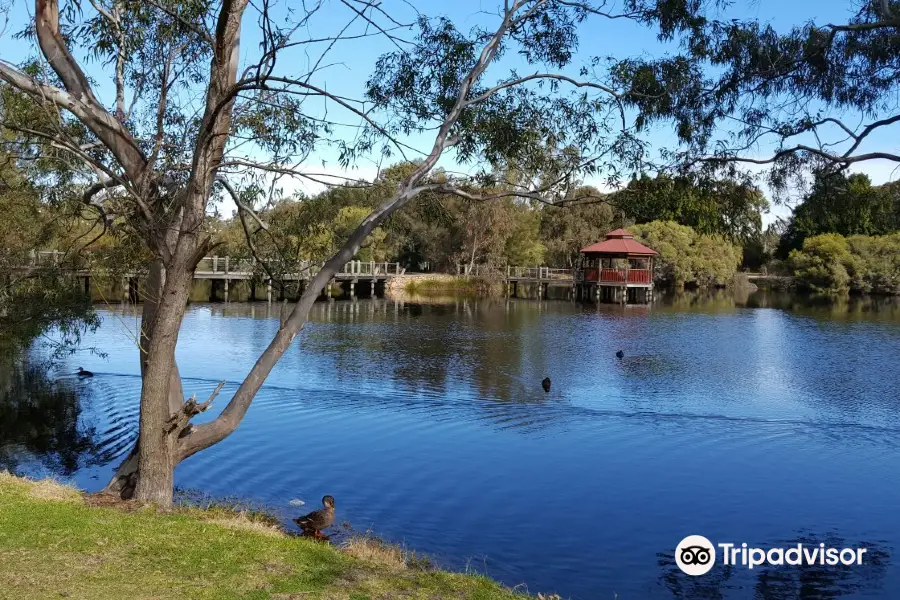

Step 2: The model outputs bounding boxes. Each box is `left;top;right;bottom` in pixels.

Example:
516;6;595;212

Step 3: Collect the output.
131;247;197;504
102;259;187;500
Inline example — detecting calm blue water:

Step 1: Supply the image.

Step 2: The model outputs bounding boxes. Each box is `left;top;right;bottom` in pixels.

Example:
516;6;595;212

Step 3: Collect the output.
4;292;900;599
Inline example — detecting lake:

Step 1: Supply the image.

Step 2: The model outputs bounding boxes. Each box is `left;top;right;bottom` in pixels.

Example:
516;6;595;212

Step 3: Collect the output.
4;290;900;599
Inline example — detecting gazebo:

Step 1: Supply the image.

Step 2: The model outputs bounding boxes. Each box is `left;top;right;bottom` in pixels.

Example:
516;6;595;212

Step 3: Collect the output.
576;228;658;304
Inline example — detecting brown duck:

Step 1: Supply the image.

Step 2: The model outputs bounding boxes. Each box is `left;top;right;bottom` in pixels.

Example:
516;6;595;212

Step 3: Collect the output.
294;495;335;538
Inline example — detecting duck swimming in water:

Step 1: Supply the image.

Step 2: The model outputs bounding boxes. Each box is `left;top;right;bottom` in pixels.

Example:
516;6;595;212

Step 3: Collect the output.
541;377;551;393
294;495;335;539
615;350;624;359
76;367;94;378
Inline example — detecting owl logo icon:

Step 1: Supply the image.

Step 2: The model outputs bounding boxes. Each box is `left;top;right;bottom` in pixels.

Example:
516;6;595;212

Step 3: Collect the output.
675;535;716;576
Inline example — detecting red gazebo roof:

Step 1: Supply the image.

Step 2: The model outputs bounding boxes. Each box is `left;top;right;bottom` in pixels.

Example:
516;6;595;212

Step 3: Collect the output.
580;228;658;256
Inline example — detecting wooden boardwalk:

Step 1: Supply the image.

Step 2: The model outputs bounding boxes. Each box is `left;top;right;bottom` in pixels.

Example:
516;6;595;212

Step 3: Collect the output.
25;251;667;304
192;256;404;281
24;251;404;302
28;251;403;281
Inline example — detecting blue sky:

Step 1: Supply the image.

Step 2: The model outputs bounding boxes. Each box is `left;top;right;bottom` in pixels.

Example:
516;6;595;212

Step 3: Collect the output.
2;0;897;224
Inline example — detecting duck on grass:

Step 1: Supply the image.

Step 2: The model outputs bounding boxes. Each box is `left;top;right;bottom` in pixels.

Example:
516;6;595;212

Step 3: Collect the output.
0;472;529;599
294;494;336;540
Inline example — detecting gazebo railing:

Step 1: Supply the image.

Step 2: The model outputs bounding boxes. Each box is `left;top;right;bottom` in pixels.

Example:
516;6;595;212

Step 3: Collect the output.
626;269;651;284
589;268;652;284
599;268;626;283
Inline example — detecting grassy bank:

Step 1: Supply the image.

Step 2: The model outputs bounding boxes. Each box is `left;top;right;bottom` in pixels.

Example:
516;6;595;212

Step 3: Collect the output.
401;276;499;298
0;473;524;600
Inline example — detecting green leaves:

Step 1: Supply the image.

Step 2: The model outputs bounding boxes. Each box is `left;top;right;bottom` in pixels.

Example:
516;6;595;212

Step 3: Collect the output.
0;152;98;355
778;172;900;257
610;0;900;180
615;173;766;242
790;231;900;296
366;7;630;183
631;220;742;287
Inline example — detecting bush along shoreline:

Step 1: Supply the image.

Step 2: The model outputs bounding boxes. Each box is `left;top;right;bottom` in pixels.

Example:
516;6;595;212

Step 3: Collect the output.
789;233;900;295
0;472;528;600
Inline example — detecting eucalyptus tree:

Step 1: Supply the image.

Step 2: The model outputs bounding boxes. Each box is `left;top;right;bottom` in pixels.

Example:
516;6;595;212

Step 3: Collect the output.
613;0;900;188
0;152;97;354
0;0;648;504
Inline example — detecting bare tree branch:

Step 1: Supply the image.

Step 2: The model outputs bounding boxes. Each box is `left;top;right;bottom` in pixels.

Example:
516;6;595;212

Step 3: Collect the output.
179;0;531;458
216;177;268;231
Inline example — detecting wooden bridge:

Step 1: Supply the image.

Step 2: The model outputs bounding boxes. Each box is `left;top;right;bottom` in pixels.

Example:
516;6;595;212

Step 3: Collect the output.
26;251;659;303
457;264;576;299
26;251;404;302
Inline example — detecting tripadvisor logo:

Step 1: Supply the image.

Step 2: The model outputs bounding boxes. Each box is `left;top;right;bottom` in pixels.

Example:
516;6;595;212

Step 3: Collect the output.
675;535;869;576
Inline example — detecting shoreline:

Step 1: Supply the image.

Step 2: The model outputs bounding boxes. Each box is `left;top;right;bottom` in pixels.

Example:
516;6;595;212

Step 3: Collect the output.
0;472;532;600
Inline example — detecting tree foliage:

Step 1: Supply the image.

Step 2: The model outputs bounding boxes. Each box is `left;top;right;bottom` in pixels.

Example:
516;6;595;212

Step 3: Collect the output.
630;220;742;287
614;174;767;242
778;172;900;257
791;232;900;295
0;153;97;354
611;0;900;186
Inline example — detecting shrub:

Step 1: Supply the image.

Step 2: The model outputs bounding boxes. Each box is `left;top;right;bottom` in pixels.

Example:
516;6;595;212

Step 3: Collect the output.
789;234;854;294
630;221;742;287
790;233;900;295
846;233;900;295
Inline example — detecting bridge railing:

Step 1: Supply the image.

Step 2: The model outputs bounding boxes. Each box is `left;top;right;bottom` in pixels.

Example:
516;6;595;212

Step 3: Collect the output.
455;264;575;280
598;268;652;284
339;260;404;276
507;266;573;280
25;251;402;279
195;257;402;278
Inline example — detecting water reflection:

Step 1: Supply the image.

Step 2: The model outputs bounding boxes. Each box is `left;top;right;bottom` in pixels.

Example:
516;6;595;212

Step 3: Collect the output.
0;356;99;475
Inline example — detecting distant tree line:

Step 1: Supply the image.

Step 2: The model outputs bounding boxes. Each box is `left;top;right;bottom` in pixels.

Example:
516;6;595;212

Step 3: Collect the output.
777;173;900;259
212;163;765;284
768;171;900;296
6;153;899;296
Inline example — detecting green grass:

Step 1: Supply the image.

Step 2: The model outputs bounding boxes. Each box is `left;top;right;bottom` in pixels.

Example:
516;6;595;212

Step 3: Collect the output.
403;277;499;297
0;473;525;600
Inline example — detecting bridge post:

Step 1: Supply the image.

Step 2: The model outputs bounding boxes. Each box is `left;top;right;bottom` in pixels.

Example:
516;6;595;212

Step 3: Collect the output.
213;256;218;272
267;279;272;304
329;279;336;302
370;279;376;297
224;279;229;303
505;265;510;297
350;279;356;299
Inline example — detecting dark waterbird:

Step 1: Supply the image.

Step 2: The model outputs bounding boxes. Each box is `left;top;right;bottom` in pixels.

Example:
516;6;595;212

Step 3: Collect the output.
294;495;335;539
616;350;624;359
76;367;94;378
541;377;551;393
